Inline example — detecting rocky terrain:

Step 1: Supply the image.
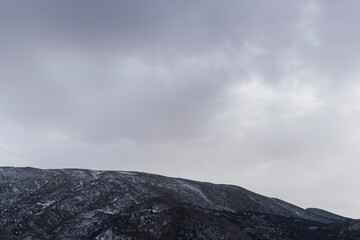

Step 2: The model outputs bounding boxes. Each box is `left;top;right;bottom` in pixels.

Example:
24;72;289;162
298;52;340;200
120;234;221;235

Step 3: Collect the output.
0;167;358;239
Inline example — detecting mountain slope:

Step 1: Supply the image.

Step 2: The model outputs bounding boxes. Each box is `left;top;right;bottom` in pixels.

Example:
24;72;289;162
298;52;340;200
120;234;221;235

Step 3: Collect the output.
306;208;353;223
0;167;357;240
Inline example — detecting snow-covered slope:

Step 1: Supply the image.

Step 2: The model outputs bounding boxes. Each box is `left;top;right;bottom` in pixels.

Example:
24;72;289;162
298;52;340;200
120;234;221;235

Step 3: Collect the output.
0;167;356;240
306;208;353;223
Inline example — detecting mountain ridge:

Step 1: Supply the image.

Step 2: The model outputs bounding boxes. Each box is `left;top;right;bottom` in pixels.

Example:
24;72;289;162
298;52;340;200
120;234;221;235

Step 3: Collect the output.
0;166;358;239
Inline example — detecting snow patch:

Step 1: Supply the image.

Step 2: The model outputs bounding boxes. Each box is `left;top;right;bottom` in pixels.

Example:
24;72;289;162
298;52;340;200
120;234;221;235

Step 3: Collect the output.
178;180;212;205
37;200;55;208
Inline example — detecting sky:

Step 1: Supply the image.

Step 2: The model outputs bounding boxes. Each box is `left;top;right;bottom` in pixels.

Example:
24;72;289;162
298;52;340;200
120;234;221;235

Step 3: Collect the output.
1;0;360;218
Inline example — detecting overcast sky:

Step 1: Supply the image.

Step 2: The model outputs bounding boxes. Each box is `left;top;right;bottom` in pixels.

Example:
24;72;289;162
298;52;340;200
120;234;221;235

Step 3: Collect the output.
1;0;360;217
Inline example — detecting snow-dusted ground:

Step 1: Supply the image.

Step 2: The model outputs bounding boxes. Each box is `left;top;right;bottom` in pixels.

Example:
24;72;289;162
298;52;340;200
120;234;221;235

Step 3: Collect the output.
0;167;356;240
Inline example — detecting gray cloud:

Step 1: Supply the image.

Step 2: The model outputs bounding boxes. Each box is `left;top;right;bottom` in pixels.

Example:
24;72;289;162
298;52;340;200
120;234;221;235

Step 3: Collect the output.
1;0;360;217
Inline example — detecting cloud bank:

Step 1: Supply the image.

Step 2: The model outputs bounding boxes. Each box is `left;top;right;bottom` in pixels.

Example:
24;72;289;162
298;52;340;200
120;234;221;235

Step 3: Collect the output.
1;0;360;217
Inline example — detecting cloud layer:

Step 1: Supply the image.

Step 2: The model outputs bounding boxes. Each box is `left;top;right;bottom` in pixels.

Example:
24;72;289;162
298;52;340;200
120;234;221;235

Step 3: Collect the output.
1;0;360;217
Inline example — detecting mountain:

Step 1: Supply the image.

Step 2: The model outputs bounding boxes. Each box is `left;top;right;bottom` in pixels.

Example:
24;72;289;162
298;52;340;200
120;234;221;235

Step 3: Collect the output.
0;167;358;240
